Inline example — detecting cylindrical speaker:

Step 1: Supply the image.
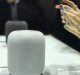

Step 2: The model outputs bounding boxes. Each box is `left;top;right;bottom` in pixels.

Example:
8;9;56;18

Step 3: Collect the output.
5;21;28;42
8;30;45;75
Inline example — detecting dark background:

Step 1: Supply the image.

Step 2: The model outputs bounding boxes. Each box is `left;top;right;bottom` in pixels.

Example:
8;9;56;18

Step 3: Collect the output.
0;0;80;51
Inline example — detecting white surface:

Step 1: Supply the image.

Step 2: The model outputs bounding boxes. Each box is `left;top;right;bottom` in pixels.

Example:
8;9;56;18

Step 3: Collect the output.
45;35;80;66
0;35;80;68
0;36;6;42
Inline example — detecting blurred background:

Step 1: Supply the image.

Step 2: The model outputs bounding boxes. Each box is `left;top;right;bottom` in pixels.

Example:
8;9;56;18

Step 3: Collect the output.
0;0;80;51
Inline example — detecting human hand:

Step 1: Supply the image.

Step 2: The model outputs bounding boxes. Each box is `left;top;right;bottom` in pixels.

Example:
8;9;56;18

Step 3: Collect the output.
56;0;80;38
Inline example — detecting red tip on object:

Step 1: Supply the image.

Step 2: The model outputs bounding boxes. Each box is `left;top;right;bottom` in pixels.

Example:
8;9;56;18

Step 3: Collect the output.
55;4;62;9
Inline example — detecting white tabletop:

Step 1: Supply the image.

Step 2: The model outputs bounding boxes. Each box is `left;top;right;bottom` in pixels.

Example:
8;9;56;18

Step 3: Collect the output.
0;35;80;68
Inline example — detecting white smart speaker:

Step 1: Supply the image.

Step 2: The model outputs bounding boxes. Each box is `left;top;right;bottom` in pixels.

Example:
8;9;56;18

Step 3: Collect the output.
8;30;45;75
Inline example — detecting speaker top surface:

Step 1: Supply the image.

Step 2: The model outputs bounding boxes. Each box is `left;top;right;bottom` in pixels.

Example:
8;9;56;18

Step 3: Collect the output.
8;30;45;43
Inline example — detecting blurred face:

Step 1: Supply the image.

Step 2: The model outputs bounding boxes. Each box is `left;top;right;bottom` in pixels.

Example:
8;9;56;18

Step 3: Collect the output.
6;0;19;3
6;0;15;3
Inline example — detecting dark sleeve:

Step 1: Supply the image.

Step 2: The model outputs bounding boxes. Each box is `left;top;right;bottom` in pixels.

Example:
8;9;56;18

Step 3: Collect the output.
17;0;47;33
0;1;11;34
73;0;80;9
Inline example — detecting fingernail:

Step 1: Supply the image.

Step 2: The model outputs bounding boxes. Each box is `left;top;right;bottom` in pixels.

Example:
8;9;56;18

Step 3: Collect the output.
60;10;66;15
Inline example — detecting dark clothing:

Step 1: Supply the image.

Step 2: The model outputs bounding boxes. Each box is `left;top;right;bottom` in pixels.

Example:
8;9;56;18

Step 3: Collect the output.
0;1;11;34
18;0;46;33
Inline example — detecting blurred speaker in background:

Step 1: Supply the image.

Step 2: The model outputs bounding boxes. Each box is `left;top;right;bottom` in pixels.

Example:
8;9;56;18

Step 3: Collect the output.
0;0;52;35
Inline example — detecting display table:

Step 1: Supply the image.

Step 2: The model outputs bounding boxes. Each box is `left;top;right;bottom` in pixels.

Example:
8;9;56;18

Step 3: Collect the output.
0;35;80;75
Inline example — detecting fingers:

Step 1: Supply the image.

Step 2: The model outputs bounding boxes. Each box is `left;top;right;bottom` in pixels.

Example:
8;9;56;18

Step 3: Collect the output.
61;4;80;25
60;10;74;26
60;6;80;37
62;0;79;11
61;16;66;23
55;0;80;37
64;24;80;38
60;9;80;31
62;5;80;17
65;10;80;25
55;0;80;12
